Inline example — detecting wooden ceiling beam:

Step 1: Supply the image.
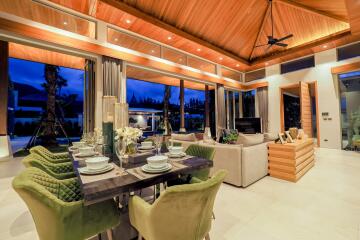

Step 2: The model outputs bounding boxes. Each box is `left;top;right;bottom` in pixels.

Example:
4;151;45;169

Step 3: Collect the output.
275;0;349;23
249;3;271;61
100;0;249;65
250;30;352;66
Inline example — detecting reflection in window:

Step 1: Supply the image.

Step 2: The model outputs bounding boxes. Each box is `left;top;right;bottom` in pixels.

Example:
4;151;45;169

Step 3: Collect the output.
187;56;216;73
222;67;241;81
0;0;96;38
108;28;161;57
163;47;186;65
242;90;255;117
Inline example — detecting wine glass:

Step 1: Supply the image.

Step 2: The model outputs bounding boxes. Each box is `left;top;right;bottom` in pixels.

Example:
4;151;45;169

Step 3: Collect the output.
115;139;126;170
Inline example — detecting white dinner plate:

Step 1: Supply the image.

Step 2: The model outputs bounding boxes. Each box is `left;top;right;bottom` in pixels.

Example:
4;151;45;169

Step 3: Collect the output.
141;163;172;173
167;152;186;158
138;146;155;150
74;152;97;158
79;164;114;175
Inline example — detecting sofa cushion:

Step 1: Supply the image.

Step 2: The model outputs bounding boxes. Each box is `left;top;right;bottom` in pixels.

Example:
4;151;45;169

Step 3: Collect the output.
237;133;264;146
264;132;278;142
171;133;197;142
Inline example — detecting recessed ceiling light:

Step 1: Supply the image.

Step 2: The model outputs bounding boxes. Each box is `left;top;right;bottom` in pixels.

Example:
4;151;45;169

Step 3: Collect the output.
125;19;131;24
114;38;118;41
265;62;269;66
151;50;155;53
219;57;223;60
167;36;172;40
63;21;68;25
236;64;240;67
197;48;201;52
323;45;328;49
179;58;183;62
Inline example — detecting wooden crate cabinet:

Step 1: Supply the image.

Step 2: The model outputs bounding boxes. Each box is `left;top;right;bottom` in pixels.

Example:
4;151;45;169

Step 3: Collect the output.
268;139;315;182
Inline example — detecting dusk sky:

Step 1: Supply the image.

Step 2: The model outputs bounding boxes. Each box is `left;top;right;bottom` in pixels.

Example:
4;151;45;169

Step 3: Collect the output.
9;58;205;104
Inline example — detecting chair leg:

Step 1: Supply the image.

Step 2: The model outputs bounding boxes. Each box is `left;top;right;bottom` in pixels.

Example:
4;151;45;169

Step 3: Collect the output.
205;233;210;240
97;233;102;240
106;229;114;240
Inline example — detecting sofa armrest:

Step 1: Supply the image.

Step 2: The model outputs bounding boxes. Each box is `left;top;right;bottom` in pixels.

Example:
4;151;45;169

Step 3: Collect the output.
241;143;268;187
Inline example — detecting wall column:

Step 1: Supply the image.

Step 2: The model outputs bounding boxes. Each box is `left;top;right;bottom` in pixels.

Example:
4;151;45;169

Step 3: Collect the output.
216;84;226;138
0;40;11;159
179;79;186;132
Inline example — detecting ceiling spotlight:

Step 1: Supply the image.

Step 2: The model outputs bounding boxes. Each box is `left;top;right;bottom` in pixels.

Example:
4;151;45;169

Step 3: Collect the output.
265;62;269;66
151;50;155;53
167;36;172;40
236;64;240;67
323;45;328;49
197;48;201;52
114;38;118;41
219;57;223;60
179;58;183;62
125;19;131;24
63;21;68;25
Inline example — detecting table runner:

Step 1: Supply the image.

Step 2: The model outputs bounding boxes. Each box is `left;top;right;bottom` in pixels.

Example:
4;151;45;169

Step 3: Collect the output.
126;161;187;180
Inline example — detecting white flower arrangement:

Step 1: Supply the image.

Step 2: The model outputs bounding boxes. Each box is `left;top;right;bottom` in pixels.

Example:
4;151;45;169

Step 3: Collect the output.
114;127;143;145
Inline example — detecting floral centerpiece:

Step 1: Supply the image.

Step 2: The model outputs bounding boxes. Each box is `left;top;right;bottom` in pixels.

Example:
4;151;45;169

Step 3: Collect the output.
114;127;143;155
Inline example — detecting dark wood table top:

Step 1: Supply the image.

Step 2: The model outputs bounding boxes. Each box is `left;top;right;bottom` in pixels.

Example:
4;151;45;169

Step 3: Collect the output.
71;153;213;206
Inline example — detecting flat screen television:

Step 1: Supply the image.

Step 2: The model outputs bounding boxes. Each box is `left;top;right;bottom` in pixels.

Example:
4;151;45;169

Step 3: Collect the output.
235;118;262;134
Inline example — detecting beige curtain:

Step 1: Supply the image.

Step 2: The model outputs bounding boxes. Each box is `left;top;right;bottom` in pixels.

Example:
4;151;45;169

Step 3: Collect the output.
102;56;122;101
256;87;269;133
216;84;226;138
83;59;96;133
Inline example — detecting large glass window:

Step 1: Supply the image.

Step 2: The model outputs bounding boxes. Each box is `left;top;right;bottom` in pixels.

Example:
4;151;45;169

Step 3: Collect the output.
184;86;205;132
8;57;84;153
339;71;360;151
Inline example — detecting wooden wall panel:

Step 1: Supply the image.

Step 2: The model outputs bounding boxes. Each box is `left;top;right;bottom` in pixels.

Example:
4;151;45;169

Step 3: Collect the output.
0;41;9;136
345;0;360;35
300;82;313;138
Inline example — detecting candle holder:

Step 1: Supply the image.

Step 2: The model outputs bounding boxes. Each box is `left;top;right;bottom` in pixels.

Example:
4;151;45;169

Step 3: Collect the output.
102;96;117;154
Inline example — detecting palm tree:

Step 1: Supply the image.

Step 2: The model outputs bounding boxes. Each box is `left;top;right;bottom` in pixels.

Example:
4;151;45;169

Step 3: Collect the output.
41;64;67;146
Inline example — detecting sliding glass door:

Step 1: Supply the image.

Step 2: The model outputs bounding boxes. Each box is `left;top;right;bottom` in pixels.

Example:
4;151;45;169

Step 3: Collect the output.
339;71;360;151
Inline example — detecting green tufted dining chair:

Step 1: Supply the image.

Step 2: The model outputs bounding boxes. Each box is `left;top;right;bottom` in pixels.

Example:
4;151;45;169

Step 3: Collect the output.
22;154;75;180
185;144;215;181
30;145;70;163
12;167;120;240
129;170;227;240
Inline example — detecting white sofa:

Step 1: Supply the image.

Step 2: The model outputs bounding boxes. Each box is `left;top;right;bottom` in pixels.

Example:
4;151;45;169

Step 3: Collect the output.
170;138;269;187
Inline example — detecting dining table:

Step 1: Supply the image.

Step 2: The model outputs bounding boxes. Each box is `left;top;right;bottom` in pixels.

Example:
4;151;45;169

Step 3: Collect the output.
70;149;213;206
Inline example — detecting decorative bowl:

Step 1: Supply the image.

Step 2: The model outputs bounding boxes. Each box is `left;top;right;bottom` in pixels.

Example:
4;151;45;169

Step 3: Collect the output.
147;155;168;169
85;157;109;170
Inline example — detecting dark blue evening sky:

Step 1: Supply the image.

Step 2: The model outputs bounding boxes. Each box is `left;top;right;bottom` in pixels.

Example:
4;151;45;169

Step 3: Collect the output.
9;58;205;104
9;58;84;100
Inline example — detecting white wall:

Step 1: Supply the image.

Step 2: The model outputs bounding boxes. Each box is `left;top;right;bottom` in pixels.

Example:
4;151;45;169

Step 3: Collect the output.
256;48;360;149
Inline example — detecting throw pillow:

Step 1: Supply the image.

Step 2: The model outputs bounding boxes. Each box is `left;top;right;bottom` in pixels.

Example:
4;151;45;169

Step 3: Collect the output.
171;133;197;142
237;133;264;146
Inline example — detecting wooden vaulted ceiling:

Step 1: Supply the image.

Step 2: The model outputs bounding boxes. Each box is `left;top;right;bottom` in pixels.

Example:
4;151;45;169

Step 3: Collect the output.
4;0;360;72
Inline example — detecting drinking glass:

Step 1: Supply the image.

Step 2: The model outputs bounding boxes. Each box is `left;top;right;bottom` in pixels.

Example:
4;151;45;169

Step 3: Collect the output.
155;134;162;155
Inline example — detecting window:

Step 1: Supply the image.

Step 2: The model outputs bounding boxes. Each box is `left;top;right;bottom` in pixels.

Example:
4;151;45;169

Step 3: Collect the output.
187;56;216;74
280;56;315;74
245;69;265;82
162;47;186;64
108;28;161;57
221;67;241;81
242;90;255;117
0;0;96;38
337;42;360;61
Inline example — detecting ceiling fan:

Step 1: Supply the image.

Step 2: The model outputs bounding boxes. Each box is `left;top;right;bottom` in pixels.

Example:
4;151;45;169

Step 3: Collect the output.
255;0;293;51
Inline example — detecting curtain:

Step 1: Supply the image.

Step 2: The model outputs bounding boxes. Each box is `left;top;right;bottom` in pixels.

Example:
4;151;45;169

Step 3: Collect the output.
256;87;269;133
83;59;96;133
102;56;122;101
216;84;226;138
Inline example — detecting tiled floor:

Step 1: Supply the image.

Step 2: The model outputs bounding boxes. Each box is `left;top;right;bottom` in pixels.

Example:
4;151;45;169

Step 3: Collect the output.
1;148;360;240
